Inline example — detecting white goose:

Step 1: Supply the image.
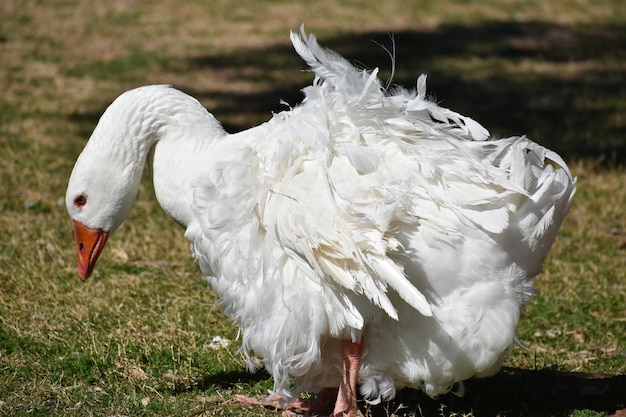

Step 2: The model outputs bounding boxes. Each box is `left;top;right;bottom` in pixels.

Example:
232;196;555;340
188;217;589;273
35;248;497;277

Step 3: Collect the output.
66;28;575;416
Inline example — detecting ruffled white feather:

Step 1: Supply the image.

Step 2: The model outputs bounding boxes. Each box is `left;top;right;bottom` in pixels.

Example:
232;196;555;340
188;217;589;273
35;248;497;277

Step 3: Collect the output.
185;28;574;401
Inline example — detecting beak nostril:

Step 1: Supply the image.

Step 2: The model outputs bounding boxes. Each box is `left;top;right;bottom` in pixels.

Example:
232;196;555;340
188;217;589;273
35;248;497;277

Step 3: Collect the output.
79;242;85;251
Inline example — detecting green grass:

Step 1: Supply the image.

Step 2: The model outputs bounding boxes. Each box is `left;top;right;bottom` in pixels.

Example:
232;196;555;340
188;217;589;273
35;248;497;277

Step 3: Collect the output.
1;1;626;416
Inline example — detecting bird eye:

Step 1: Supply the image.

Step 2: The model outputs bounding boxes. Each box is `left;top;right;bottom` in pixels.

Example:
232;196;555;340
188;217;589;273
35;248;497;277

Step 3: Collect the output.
74;194;87;207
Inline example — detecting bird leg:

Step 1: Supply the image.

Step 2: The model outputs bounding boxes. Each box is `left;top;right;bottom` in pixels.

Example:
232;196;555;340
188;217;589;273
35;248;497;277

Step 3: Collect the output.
236;338;364;417
332;338;363;417
235;388;338;416
235;393;283;410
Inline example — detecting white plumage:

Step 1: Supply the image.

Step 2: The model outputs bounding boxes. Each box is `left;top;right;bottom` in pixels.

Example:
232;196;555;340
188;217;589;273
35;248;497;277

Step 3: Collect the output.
66;27;575;415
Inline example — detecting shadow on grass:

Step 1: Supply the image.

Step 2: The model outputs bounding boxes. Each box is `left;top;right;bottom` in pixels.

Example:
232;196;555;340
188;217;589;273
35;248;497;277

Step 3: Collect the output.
379;367;626;417
181;367;626;416
181;20;626;164
172;368;271;395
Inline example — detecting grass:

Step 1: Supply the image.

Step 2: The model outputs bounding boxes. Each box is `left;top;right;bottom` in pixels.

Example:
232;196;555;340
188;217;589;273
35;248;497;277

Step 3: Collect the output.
1;0;625;416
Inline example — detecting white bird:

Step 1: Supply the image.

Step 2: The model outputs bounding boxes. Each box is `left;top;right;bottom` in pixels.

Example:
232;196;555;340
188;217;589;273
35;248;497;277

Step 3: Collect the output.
66;27;575;417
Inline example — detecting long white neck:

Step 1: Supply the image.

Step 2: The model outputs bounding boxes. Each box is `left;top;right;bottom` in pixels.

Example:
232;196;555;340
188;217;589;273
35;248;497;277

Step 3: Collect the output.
137;86;228;227
74;85;227;231
152;118;228;227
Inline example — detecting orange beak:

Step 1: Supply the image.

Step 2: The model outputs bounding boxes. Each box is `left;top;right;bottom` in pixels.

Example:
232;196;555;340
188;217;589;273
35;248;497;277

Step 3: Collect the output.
73;220;109;281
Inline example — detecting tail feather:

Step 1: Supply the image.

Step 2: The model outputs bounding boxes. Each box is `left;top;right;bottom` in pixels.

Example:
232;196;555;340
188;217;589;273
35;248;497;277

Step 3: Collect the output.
291;26;489;142
290;25;383;99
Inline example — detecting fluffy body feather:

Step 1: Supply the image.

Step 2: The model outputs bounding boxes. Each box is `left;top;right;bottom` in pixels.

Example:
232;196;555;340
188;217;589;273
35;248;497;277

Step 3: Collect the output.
66;28;575;406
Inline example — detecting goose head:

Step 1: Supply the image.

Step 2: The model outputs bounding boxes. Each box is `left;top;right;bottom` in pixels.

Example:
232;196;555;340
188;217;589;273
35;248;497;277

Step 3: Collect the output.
65;87;160;281
65;150;140;281
66;85;225;281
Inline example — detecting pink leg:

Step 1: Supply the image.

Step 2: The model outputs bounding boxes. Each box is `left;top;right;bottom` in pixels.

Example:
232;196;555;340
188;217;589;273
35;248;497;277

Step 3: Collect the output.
236;338;364;417
236;388;338;416
332;339;363;417
235;394;283;410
